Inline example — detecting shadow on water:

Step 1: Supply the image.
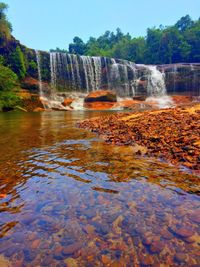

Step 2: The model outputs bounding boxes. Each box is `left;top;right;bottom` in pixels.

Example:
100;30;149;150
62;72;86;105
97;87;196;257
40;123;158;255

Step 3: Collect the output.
0;111;199;266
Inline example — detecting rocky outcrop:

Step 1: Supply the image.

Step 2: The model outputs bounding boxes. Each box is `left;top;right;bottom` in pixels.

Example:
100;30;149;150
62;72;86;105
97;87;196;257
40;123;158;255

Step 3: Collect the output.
84;90;117;103
158;63;200;96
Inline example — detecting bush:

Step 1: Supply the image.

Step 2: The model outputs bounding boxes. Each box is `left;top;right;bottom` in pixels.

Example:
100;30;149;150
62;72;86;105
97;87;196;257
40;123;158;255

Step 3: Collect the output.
0;91;20;110
0;64;18;91
0;65;20;110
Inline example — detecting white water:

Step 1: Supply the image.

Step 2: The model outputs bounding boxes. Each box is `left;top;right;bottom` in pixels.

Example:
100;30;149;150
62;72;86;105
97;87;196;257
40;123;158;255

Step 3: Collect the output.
36;53;178;110
147;66;167;96
35;50;43;97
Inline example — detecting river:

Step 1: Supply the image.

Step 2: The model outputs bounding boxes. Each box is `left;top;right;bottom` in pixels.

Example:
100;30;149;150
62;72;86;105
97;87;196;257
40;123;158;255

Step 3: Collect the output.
0;111;199;266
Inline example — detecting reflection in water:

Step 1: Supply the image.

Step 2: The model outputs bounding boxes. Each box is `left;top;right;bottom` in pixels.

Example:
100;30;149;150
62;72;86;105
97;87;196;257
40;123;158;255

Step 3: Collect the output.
0;111;199;266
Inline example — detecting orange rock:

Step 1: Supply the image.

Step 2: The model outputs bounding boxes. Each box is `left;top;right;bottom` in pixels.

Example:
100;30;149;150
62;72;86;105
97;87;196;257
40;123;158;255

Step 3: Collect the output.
84;90;117;103
62;98;74;107
101;255;111;264
31;239;40;249
33;107;45;112
0;193;7;198
84;101;116;110
172;95;193;105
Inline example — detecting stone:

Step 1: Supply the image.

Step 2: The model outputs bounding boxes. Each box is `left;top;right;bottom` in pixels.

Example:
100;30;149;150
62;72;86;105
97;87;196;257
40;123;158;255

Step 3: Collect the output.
150;240;165;254
84;90;117;103
139;254;154;266
84;101;116;110
33;107;45;112
64;258;78;267
62;98;74;107
0;255;11;267
174;253;187;263
189;213;200;224
62;242;82;256
172;226;195;238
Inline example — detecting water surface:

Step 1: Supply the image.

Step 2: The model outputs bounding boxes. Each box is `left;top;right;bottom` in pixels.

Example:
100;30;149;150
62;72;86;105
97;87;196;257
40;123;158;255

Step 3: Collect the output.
0;111;199;266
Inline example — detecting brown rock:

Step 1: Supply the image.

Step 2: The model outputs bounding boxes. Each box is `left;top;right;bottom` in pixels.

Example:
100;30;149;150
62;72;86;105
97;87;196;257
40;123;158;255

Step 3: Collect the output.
101;255;111;265
84;90;117;103
62;242;82;256
62;98;74;107
64;258;78;267
31;239;40;249
150;240;165;254
174;253;187;263
33;107;45;112
139;254;154;266
84;101;116;110
173;226;195;238
189;213;200;224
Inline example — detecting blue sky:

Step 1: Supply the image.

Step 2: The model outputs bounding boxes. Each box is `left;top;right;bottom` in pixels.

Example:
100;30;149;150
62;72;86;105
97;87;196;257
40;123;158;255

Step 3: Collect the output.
3;0;200;51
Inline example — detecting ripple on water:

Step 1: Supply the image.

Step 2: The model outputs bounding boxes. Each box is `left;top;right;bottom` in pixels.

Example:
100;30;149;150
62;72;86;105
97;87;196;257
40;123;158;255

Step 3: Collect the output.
0;111;199;266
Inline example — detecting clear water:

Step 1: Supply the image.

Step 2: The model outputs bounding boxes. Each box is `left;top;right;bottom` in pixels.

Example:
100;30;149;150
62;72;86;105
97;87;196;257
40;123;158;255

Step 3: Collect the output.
0;111;199;266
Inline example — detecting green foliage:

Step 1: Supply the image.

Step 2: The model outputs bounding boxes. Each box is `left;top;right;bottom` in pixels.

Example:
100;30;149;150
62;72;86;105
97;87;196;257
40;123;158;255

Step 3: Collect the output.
0;65;20;110
52;15;200;64
0;2;12;46
27;60;37;77
0;65;18;91
69;37;86;55
0;91;20;110
10;46;26;79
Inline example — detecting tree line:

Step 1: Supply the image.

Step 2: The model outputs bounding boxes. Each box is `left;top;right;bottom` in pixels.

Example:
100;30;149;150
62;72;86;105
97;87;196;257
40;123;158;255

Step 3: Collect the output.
51;15;200;64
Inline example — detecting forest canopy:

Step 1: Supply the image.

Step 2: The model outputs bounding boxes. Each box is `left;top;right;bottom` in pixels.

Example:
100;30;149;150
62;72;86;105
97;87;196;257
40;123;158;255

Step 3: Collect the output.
51;15;200;64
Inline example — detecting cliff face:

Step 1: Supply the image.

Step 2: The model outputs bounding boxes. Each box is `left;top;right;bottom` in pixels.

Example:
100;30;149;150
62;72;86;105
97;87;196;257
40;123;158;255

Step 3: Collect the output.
158;63;200;96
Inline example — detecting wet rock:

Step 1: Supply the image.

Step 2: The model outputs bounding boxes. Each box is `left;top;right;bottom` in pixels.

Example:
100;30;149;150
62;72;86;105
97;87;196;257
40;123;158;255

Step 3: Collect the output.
150;240;165;254
101;254;111;265
139;253;154;266
64;258;78;267
62;98;74;107
62;242;82;256
84;90;117;103
161;229;174;240
171;226;195;238
33;107;45;112
23;249;37;262
174;253;187;263
189;213;200;224
31;239;40;249
0;255;10;267
84;101;116;110
53;246;64;260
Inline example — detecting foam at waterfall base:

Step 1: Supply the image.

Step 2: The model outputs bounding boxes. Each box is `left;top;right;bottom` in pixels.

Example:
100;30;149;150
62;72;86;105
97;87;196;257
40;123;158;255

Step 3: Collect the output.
145;95;175;109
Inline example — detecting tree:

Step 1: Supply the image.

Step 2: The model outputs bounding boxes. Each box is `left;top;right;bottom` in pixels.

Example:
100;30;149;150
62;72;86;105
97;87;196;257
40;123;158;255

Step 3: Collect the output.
0;65;19;110
0;65;18;91
145;28;162;64
69;37;86;55
10;46;26;79
175;15;193;32
0;2;12;45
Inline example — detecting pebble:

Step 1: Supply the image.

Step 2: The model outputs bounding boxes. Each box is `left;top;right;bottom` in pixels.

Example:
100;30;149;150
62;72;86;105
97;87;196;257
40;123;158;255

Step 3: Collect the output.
150;240;165;254
62;242;82;256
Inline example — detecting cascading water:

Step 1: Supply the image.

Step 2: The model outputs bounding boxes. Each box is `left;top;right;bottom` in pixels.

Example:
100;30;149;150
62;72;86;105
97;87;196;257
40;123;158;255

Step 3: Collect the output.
35;50;43;97
146;66;174;108
147;66;166;96
37;52;179;109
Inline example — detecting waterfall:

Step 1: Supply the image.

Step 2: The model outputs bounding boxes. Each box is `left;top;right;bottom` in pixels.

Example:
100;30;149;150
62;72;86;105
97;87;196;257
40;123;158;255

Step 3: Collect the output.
146;65;174;108
147;66;166;96
173;65;178;92
93;57;102;90
39;52;182;109
50;52;57;89
35;50;43;96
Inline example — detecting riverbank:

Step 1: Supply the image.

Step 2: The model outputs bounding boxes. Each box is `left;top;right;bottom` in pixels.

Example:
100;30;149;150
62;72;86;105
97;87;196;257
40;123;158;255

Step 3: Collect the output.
77;103;200;173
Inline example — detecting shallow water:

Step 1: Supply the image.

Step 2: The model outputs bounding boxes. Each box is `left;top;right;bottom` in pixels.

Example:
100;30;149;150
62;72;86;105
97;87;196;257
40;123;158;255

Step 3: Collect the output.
0;111;199;267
